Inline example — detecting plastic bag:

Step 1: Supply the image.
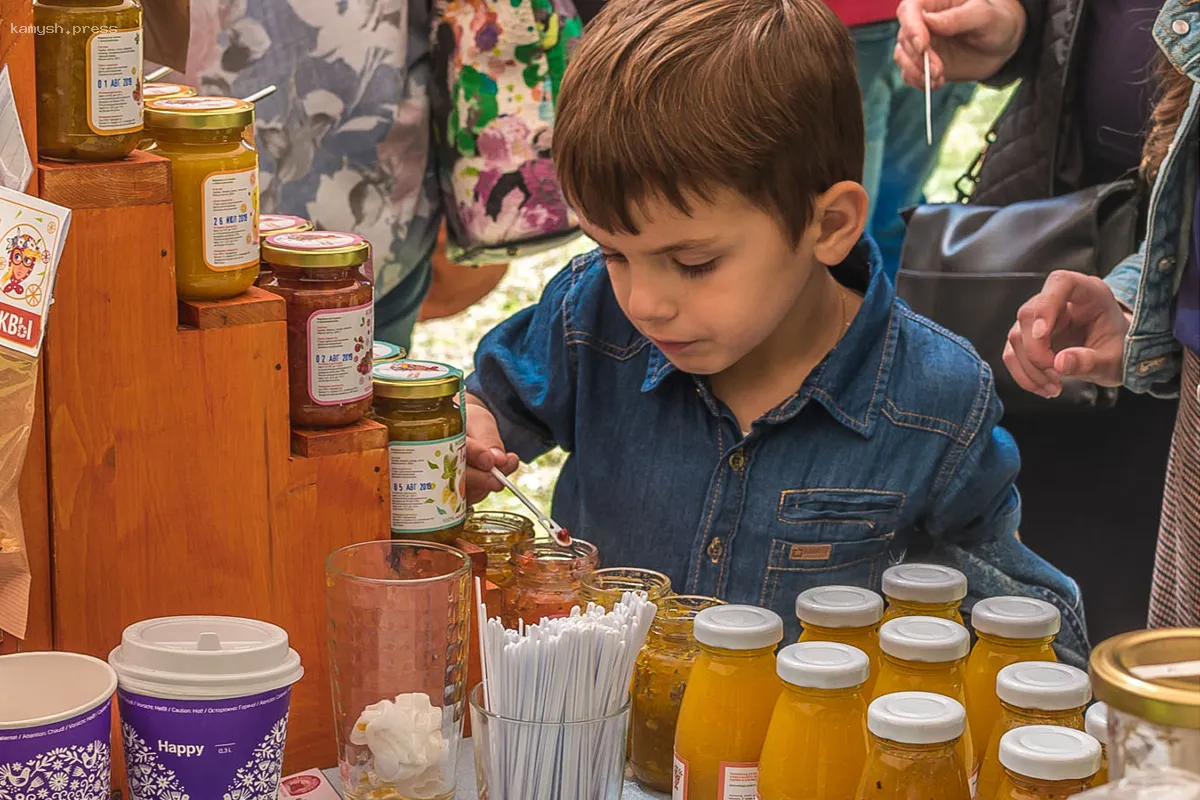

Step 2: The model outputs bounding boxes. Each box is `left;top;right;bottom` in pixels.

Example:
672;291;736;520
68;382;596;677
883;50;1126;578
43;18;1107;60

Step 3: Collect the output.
0;348;37;639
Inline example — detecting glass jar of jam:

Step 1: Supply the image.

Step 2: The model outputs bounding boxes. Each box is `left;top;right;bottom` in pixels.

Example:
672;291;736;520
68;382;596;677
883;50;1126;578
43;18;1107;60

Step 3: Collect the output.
461;510;535;587
371;359;467;544
372;341;406;365
138;84;196;150
145;97;259;301
260;231;374;428
255;215;314;286
34;0;143;162
500;539;600;628
580;567;672;610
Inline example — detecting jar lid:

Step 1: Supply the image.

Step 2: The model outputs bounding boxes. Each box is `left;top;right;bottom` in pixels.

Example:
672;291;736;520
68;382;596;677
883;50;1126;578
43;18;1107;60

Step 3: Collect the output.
372;359;463;400
971;596;1061;640
879;616;969;663
262;231;369;268
998;726;1101;781
694;605;783;651
108;616;304;700
996;662;1092;711
867;691;965;745
1086;702;1109;745
795;585;884;629
777;642;870;690
372;341;406;363
143;82;197;101
1090;629;1200;730
145;96;254;131
881;563;968;604
258;214;314;236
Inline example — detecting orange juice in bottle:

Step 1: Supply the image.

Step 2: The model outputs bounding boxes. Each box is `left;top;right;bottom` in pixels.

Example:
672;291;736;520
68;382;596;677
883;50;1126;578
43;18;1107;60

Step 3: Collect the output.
975;662;1091;800
880;564;967;624
994;725;1101;799
1085;702;1109;786
758;642;870;800
674;605;783;800
796;585;884;696
873;616;974;772
855;691;971;800
965;596;1060;770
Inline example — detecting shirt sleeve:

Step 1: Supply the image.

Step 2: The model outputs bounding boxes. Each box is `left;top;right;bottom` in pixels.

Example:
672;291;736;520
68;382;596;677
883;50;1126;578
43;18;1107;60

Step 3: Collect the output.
1103;238;1146;311
984;0;1046;88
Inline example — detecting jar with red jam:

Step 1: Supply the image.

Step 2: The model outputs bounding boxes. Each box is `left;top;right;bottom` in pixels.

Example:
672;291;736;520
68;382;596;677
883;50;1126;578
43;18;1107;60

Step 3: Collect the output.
500;539;600;628
260;231;374;428
255;215;314;286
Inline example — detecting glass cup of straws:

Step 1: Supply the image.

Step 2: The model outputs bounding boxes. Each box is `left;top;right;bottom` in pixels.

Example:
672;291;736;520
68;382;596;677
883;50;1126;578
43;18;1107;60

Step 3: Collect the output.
326;541;472;800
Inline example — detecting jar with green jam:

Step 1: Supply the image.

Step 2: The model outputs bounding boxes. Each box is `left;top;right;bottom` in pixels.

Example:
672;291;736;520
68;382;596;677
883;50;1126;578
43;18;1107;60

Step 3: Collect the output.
371;360;466;545
34;0;144;161
461;510;535;586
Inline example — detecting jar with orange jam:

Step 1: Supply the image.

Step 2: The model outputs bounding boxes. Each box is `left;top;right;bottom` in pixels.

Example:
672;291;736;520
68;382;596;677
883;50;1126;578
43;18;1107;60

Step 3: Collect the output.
881;564;967;624
674;605;783;800
994;725;1101;800
758;642;870;800
975;662;1091;800
138;83;197;150
500;539;599;628
145;97;259;301
461;510;534;588
796;585;884;696
255;214;314;286
873;616;974;773
580;567;672;610
855;691;971;800
1085;702;1109;786
964;596;1060;772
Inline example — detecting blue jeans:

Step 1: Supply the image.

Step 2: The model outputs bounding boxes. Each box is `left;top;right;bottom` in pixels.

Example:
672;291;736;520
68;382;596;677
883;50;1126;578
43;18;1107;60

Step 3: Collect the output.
854;20;977;279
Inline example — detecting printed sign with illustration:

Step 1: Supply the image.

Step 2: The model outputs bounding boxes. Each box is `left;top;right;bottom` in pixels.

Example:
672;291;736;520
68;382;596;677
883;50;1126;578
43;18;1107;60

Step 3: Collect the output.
0;187;71;357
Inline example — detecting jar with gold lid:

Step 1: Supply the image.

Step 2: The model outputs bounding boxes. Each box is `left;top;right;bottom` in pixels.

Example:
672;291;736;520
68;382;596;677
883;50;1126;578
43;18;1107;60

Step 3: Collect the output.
372;341;406;364
580;567;672;610
34;0;143;161
500;539;599;628
461;510;534;587
260;231;374;428
255;215;315;286
145;96;259;301
138;84;197;150
371;359;467;545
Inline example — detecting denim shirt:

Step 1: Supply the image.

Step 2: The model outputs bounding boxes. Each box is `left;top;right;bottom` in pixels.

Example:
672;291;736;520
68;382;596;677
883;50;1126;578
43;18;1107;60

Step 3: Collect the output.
469;240;1089;666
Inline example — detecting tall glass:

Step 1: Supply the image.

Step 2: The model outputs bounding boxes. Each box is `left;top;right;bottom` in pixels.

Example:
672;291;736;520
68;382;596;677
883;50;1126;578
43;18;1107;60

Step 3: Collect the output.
326;540;471;800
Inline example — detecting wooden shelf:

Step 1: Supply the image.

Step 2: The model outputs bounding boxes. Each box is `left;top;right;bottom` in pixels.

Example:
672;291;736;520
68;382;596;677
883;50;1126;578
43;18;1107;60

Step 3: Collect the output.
291;418;389;458
178;285;286;330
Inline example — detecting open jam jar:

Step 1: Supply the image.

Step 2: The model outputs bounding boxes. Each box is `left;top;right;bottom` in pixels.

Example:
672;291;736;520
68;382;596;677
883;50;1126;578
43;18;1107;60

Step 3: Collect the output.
500;539;600;628
462;511;535;587
260;231;374;428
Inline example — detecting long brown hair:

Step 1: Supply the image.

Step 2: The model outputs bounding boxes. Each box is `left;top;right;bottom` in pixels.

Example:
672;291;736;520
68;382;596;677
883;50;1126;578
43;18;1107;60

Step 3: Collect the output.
1142;53;1195;180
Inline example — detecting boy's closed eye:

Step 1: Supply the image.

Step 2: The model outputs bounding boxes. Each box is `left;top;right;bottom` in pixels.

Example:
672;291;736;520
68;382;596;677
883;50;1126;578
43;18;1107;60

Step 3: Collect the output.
600;248;720;278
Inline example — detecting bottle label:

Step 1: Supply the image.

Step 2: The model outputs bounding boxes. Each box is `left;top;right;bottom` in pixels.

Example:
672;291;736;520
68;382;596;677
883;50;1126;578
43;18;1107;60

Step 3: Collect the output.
388;436;467;533
306;303;373;404
202;167;259;271
672;751;688;800
719;762;758;800
87;28;142;134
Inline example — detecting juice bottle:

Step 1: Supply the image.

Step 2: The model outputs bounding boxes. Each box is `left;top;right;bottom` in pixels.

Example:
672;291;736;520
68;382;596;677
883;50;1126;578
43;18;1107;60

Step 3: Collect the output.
855;691;970;800
796;585;884;696
994;725;1101;799
674;605;783;800
881;564;967;624
1085;702;1109;786
758;642;870;800
873;616;974;772
975;662;1091;800
965;596;1060;771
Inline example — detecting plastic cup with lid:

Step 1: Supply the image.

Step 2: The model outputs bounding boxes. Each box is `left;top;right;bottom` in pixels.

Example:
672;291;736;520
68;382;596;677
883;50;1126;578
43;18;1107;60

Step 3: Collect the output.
694;605;784;651
795;585;884;629
0;652;118;798
867;691;967;744
996;662;1092;711
108;615;304;800
998;725;1102;782
879;616;971;663
777;641;870;690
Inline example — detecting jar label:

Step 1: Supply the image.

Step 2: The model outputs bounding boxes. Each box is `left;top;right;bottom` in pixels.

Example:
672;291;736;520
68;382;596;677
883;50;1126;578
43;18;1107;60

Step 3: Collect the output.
203;167;259;271
718;763;757;800
388;436;467;534
306;303;373;405
87;28;143;134
672;752;688;800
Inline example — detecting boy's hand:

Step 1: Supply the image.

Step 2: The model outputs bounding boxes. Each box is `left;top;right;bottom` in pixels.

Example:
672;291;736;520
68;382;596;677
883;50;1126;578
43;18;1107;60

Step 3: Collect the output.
465;395;521;505
894;0;1027;90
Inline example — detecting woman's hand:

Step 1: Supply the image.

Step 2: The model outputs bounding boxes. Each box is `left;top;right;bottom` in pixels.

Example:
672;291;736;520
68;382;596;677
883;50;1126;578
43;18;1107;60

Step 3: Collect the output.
1003;271;1131;398
465;394;520;505
894;0;1027;90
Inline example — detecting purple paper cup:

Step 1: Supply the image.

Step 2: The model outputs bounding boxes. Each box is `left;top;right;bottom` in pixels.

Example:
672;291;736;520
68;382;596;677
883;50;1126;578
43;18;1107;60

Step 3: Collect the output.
0;652;118;800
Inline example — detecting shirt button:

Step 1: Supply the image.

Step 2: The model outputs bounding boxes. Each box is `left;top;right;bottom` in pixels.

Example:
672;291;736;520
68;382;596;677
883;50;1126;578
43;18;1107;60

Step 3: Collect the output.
1173;19;1190;35
1158;256;1176;272
729;451;746;472
707;537;724;563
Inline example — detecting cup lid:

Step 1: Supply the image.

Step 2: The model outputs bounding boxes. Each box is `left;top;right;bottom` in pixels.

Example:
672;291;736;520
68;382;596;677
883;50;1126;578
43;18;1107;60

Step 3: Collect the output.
777;642;870;690
795;585;884;629
879;616;969;662
882;564;967;603
867;691;965;744
1085;702;1109;745
971;596;1061;640
996;662;1092;711
694;605;783;651
108;616;304;700
998;725;1101;781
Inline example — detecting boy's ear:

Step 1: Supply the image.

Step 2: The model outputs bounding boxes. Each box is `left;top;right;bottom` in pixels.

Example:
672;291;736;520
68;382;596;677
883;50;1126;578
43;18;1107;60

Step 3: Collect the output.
810;181;869;267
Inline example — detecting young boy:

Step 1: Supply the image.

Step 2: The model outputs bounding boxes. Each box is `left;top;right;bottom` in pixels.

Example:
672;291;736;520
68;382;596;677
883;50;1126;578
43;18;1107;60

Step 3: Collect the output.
463;0;1088;665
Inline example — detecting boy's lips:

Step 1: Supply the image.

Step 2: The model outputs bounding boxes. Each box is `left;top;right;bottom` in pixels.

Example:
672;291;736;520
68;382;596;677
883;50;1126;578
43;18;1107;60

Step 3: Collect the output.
650;337;698;355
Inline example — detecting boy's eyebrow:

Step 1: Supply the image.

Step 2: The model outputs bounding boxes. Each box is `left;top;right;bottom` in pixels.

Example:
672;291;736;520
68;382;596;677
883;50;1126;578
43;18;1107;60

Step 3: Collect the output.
648;238;721;255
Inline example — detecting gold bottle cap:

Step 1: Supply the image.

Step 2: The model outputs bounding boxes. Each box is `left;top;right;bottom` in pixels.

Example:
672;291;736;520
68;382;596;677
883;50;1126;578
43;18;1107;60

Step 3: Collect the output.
145;96;254;131
1090;629;1200;730
372;360;463;400
261;231;369;268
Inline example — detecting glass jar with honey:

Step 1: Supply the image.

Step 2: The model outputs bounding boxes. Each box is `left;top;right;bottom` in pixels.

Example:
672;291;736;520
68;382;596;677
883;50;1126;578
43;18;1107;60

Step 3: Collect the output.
500;539;600;627
580;567;672;610
138;83;197;150
796;585;884;696
881;563;967;624
461;510;535;587
994;726;1101;800
855;692;971;800
1085;702;1109;786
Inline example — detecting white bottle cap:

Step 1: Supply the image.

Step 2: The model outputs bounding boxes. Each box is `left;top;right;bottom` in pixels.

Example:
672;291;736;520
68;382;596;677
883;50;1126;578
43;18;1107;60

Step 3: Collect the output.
1086;702;1109;745
998;725;1102;781
795;585;884;629
776;642;870;690
867;691;966;745
996;662;1092;711
881;564;967;604
879;616;970;663
971;596;1061;640
694;605;784;651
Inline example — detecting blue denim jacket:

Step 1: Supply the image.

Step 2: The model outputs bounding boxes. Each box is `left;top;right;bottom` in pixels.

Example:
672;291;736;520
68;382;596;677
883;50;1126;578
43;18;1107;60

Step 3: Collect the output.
469;240;1089;666
1104;0;1200;396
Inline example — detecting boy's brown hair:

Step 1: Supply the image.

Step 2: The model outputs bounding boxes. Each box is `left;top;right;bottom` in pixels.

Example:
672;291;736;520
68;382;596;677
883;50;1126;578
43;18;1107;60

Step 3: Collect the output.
553;0;862;245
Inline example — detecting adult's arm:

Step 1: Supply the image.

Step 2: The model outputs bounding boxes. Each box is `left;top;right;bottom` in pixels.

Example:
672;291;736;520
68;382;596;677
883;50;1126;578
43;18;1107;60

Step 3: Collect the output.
984;0;1047;87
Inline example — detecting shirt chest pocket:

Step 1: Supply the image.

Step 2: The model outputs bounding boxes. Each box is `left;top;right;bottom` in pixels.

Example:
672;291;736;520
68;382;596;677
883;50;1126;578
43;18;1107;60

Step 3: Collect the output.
760;489;903;610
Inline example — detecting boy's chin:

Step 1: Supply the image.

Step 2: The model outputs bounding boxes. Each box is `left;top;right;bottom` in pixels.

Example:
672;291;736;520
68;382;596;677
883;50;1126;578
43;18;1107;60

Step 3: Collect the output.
663;350;735;376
